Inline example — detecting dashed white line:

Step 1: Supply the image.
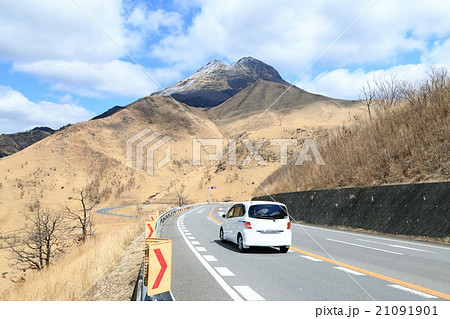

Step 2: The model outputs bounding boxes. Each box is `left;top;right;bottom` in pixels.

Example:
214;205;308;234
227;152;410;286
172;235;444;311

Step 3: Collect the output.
334;267;366;276
295;223;449;251
234;286;265;301
203;255;217;262
195;247;207;252
388;285;438;299
357;239;434;253
215;267;235;277
191;241;200;245
301;255;322;262
326;238;404;255
187;236;195;240
176;211;243;301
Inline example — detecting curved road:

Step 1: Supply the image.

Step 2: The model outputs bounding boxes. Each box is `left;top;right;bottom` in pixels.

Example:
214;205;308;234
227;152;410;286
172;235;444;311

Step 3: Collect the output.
159;204;450;301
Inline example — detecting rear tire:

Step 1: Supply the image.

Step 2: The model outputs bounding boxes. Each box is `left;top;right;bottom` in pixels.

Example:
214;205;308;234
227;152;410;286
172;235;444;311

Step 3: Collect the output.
279;246;290;253
237;234;246;253
219;228;226;243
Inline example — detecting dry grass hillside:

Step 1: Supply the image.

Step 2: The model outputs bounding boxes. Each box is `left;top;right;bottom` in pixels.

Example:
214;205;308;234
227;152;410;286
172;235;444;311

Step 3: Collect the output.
257;69;450;195
200;80;359;136
0;80;362;297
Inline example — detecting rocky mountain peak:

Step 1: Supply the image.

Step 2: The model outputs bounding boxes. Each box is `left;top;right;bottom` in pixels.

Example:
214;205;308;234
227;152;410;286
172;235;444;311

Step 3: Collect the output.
151;57;290;107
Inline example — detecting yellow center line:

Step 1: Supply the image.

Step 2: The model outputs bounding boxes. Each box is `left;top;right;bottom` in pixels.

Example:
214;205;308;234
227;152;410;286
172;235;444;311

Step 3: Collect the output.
206;204;449;300
208;206;221;224
289;247;450;300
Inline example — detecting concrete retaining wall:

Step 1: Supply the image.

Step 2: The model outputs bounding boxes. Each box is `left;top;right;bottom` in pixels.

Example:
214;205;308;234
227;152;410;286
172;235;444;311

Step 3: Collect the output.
252;182;449;238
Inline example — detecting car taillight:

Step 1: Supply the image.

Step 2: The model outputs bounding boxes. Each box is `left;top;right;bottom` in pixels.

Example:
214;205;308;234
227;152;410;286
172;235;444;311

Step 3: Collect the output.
245;222;252;229
287;222;291;229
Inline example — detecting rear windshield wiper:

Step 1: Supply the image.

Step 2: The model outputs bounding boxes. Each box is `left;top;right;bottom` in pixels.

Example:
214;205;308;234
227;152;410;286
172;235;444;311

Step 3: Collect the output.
257;216;276;221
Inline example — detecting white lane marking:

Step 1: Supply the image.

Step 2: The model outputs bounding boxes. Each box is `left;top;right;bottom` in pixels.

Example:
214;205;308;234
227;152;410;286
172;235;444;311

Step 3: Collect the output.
334;267;366;276
388;285;438;299
294;223;450;251
215;267;235;277
234;286;265;301
185;233;192;236
187;236;196;240
177;212;243;301
326;238;404;255
301;255;322;262
196;209;205;214
191;241;200;245
357;239;435;253
203;255;217;262
196;247;207;252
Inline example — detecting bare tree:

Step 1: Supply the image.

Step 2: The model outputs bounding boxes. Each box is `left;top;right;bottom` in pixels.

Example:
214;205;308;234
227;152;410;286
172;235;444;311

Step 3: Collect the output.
175;187;187;207
65;189;97;242
402;66;449;110
372;73;405;109
1;209;71;270
360;80;376;120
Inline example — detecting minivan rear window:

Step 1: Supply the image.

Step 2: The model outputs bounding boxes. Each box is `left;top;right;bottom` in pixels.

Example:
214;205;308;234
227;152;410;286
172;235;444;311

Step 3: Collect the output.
248;204;288;220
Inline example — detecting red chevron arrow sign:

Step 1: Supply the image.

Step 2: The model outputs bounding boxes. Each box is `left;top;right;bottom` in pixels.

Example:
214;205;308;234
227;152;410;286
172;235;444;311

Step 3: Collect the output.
152;248;167;289
145;221;155;238
147;240;172;296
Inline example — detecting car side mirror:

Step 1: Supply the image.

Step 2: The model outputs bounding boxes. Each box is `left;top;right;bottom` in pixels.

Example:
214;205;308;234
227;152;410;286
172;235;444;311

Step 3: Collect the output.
222;214;226;218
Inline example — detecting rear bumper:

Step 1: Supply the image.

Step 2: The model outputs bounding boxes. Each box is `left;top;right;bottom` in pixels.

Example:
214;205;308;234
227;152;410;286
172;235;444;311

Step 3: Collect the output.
242;229;292;248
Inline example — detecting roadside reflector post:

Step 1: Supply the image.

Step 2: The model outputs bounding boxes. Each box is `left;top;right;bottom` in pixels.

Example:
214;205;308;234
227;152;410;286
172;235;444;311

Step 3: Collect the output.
145;238;172;297
145;220;156;239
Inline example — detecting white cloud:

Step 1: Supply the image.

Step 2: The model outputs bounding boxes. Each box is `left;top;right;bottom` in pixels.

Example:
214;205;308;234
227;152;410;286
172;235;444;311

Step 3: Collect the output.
0;0;132;63
126;6;183;35
297;63;438;100
151;0;450;78
422;39;450;66
12;60;161;98
0;0;183;99
0;86;95;134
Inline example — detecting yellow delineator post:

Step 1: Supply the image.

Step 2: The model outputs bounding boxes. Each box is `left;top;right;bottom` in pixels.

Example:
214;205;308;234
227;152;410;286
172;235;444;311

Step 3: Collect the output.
145;220;157;240
144;238;172;296
149;210;159;220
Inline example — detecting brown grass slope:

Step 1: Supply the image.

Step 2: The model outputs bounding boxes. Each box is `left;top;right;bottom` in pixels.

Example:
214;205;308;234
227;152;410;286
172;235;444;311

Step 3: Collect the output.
258;71;450;195
207;80;355;120
200;80;359;136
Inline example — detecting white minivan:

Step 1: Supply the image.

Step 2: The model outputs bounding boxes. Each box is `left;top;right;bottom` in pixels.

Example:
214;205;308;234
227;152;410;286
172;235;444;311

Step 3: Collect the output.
219;201;292;253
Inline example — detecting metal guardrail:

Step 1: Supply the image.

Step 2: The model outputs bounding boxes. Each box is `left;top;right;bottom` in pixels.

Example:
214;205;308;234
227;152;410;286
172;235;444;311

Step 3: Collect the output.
133;203;205;301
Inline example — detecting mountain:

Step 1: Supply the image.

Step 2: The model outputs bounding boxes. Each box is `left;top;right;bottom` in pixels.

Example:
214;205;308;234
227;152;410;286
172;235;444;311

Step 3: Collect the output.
0;105;124;158
91;105;125;120
0;127;56;158
151;57;291;107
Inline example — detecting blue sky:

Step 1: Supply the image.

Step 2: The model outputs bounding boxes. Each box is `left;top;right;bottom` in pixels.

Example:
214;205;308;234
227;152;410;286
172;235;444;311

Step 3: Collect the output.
0;0;449;134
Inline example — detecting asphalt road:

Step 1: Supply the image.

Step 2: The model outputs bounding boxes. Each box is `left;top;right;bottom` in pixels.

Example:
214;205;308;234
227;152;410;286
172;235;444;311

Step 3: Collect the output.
159;204;450;301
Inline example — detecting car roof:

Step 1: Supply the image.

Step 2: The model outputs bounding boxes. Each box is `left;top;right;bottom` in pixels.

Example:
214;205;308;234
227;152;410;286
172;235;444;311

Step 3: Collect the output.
233;201;286;207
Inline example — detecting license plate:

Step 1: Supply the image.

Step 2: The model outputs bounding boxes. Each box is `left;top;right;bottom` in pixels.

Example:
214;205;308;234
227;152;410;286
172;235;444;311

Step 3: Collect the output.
258;230;282;234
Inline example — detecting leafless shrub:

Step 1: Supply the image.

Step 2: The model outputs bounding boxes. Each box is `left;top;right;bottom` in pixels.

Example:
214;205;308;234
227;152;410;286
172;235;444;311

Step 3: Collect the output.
65;189;97;242
1;209;72;271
